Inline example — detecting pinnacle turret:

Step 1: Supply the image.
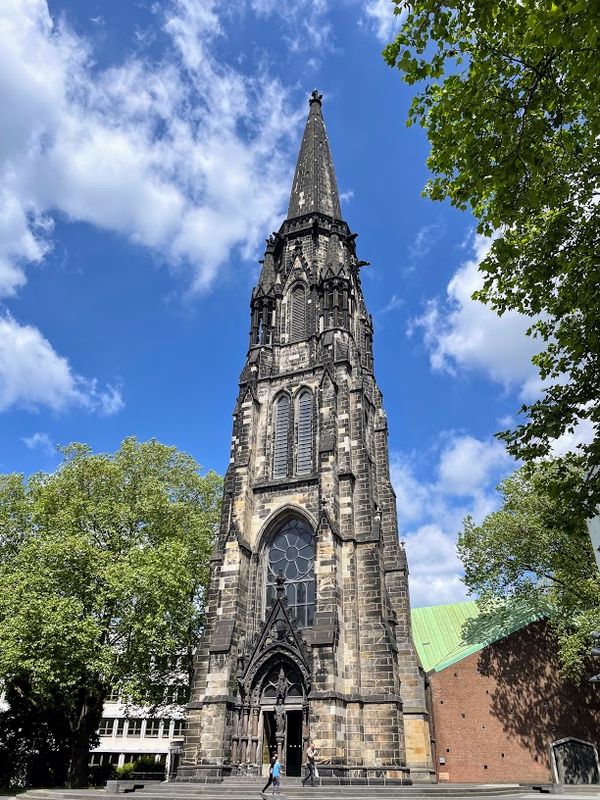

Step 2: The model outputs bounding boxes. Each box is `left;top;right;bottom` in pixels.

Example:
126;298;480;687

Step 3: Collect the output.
287;90;342;221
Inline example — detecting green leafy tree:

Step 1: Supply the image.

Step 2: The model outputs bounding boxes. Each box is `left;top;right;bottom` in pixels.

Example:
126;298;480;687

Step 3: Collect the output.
0;438;222;787
384;0;600;511
458;459;600;676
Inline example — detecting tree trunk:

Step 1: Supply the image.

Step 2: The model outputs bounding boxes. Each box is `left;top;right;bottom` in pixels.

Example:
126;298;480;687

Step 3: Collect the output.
68;731;91;788
68;692;103;788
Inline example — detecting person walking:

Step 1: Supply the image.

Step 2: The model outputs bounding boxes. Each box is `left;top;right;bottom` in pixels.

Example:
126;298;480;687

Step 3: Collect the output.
261;755;277;797
271;755;282;795
301;741;319;787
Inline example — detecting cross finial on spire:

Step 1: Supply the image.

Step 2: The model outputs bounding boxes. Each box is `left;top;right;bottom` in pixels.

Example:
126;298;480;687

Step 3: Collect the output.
309;89;323;106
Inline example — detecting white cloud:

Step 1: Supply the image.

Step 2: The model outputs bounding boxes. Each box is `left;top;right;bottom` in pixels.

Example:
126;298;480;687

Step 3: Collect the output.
437;434;511;496
22;431;55;456
340;189;354;205
391;433;514;607
396;422;597;607
250;0;332;53
0;312;123;415
406;522;467;607
410;572;467;608
0;0;302;297
378;292;403;315
409;223;442;260
550;416;596;457
411;233;541;401
390;456;430;527
497;414;514;428
363;0;404;43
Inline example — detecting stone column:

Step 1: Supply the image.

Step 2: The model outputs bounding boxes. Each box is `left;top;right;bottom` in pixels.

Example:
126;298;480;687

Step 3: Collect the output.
250;707;260;765
231;705;241;766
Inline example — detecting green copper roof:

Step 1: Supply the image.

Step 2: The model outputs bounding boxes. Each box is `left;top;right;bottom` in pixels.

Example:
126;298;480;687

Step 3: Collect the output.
411;599;542;673
411;601;481;673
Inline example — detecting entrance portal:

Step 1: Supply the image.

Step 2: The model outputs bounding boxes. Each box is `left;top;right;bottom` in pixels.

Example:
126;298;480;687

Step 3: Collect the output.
286;710;303;777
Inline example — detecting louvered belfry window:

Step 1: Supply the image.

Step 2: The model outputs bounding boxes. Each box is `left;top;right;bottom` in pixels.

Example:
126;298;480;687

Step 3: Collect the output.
296;391;313;475
273;395;290;478
290;285;306;341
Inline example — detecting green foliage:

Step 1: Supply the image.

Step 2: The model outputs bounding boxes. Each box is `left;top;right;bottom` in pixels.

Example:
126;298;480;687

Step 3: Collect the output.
458;460;600;676
132;755;164;774
0;677;72;788
0;438;222;785
114;763;135;779
384;0;600;511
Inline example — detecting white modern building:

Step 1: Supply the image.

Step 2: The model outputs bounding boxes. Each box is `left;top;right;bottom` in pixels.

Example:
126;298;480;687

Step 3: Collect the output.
89;693;186;778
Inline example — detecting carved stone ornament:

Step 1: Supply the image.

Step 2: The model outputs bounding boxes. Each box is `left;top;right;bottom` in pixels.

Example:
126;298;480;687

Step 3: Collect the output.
237;577;312;702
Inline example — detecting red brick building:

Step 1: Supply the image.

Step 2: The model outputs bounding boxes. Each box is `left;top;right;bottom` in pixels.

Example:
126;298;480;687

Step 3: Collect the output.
412;602;600;783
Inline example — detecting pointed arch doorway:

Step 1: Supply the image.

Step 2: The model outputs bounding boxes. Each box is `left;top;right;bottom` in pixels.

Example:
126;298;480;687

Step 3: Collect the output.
256;658;308;777
235;575;312;777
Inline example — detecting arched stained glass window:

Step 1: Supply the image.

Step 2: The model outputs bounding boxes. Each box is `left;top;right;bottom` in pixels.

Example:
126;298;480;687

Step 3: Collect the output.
265;518;315;628
273;395;290;478
296;391;313;475
290;285;306;341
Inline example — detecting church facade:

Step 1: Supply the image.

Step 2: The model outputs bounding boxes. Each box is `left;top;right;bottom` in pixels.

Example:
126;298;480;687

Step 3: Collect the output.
178;91;434;784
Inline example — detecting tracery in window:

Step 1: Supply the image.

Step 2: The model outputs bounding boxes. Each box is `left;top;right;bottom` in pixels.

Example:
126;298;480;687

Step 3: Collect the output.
262;666;304;700
265;518;315;628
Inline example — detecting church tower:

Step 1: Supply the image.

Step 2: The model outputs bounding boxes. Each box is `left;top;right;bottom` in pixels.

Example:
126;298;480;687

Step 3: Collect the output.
179;91;434;783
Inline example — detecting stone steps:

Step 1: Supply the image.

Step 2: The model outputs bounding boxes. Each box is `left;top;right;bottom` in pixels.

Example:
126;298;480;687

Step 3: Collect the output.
17;783;529;800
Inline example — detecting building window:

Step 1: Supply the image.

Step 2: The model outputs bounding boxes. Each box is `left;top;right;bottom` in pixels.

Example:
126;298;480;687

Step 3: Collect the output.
265;517;315;628
127;719;143;737
172;720;185;737
296;391;313;475
273;394;290;478
98;718;115;737
290;285;306;341
145;718;161;737
89;753;120;766
105;686;120;702
116;719;126;736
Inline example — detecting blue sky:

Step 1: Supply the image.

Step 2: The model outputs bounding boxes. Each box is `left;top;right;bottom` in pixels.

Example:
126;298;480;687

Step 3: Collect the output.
1;0;584;606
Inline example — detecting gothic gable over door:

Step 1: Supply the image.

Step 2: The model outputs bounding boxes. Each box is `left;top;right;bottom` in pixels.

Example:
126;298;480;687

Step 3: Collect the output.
238;575;312;706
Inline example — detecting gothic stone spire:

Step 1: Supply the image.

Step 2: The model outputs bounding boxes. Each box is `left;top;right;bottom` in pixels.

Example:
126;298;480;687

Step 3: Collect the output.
179;85;434;787
287;90;342;221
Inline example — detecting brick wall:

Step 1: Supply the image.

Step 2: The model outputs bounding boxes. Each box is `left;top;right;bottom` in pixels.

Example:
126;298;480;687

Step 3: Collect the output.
432;620;600;783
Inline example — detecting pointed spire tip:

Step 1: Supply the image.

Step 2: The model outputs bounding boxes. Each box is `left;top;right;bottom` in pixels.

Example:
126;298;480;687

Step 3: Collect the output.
286;88;340;220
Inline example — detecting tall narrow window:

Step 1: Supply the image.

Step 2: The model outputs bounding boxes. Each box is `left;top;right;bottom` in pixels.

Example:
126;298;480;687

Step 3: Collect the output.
296;391;313;475
273;395;290;478
290;285;306;341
